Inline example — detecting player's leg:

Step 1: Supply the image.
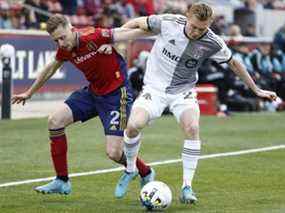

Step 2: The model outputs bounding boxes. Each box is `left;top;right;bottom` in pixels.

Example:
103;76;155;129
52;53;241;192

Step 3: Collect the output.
104;133;140;198
171;90;200;204
105;135;124;162
105;135;153;182
179;107;200;204
114;107;151;198
124;106;149;172
115;86;166;198
34;103;73;194
125;86;165;174
95;85;156;198
35;86;98;195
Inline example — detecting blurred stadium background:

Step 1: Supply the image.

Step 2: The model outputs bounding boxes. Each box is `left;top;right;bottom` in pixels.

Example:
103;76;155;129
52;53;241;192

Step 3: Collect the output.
1;0;285;117
0;0;285;212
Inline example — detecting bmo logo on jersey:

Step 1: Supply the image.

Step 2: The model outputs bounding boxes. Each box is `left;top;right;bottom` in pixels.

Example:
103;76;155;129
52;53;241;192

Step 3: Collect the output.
162;48;198;69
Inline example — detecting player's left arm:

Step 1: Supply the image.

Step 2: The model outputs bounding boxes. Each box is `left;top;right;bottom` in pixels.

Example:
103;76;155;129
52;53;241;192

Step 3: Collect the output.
227;58;277;101
211;35;277;101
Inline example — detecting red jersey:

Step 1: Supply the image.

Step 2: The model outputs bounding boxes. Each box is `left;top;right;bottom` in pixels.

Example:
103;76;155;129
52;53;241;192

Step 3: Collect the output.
56;27;126;95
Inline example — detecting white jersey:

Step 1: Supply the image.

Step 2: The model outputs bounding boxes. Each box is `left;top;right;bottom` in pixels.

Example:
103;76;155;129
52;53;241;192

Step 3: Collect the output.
145;14;232;94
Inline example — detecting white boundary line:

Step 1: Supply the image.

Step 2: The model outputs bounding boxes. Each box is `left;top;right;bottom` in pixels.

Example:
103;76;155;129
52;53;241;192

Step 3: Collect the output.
0;145;284;188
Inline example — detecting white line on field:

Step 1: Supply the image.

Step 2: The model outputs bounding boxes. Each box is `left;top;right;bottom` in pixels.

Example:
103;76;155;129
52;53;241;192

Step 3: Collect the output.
0;144;284;188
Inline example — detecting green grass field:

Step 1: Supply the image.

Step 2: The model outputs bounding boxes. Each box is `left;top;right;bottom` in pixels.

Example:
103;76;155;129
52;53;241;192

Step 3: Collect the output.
0;112;284;212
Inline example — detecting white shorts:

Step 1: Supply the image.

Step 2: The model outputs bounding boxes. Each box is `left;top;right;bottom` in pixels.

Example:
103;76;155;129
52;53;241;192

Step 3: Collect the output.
133;86;200;122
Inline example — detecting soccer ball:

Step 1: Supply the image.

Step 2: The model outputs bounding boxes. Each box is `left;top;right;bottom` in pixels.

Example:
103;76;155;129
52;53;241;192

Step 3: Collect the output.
140;181;172;210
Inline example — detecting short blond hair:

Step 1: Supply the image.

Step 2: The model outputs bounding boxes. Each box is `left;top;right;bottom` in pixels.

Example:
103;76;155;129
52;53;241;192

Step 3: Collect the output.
188;2;213;21
46;14;69;34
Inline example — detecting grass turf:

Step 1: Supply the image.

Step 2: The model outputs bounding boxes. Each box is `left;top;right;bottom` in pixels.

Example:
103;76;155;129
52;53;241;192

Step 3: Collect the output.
0;112;284;212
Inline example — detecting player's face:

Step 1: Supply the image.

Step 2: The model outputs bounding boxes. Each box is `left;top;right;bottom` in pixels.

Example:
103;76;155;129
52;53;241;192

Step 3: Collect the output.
185;15;212;40
50;25;75;51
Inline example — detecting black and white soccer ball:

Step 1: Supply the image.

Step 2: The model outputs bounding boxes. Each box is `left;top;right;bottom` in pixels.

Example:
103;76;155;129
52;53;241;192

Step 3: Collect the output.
140;181;172;211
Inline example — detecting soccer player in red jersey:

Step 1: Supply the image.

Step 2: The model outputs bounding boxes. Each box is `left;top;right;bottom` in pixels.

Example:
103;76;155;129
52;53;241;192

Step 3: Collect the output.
12;14;154;196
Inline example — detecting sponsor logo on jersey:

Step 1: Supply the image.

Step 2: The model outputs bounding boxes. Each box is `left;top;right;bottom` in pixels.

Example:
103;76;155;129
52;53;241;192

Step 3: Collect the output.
185;58;198;69
162;48;180;62
162;48;198;69
74;51;98;64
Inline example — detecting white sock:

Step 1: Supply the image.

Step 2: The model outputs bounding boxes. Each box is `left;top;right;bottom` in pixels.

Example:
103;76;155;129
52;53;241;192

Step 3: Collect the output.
123;130;141;173
182;139;201;187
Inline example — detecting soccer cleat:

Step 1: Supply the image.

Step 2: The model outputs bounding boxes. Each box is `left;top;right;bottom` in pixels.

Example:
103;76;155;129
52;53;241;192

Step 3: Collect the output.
140;168;156;188
34;178;71;195
114;170;138;198
180;186;198;204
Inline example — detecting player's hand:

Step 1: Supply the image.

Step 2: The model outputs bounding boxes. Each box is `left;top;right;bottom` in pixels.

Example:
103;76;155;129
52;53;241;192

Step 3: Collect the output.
255;88;277;101
97;44;112;55
11;92;32;105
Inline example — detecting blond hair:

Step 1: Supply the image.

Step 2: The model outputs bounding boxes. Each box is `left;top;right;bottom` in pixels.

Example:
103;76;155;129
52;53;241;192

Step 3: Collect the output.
188;2;213;21
46;14;69;34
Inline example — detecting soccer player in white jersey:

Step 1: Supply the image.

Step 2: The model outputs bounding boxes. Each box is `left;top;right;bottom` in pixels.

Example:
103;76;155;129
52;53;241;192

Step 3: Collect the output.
114;3;277;203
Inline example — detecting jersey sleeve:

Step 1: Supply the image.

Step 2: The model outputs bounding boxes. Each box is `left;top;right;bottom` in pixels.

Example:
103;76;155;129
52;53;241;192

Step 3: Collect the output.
147;15;163;34
147;14;183;35
210;37;232;64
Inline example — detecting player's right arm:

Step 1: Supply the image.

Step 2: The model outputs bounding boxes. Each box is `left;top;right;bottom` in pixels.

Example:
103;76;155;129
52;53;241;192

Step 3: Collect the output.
112;15;163;42
121;17;149;31
12;59;63;105
112;28;154;42
122;15;162;34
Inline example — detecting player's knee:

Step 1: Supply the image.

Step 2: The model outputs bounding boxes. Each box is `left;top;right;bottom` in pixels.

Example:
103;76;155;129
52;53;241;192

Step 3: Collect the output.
126;108;149;137
183;123;199;138
48;114;65;129
128;117;146;132
126;120;143;137
106;148;121;161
